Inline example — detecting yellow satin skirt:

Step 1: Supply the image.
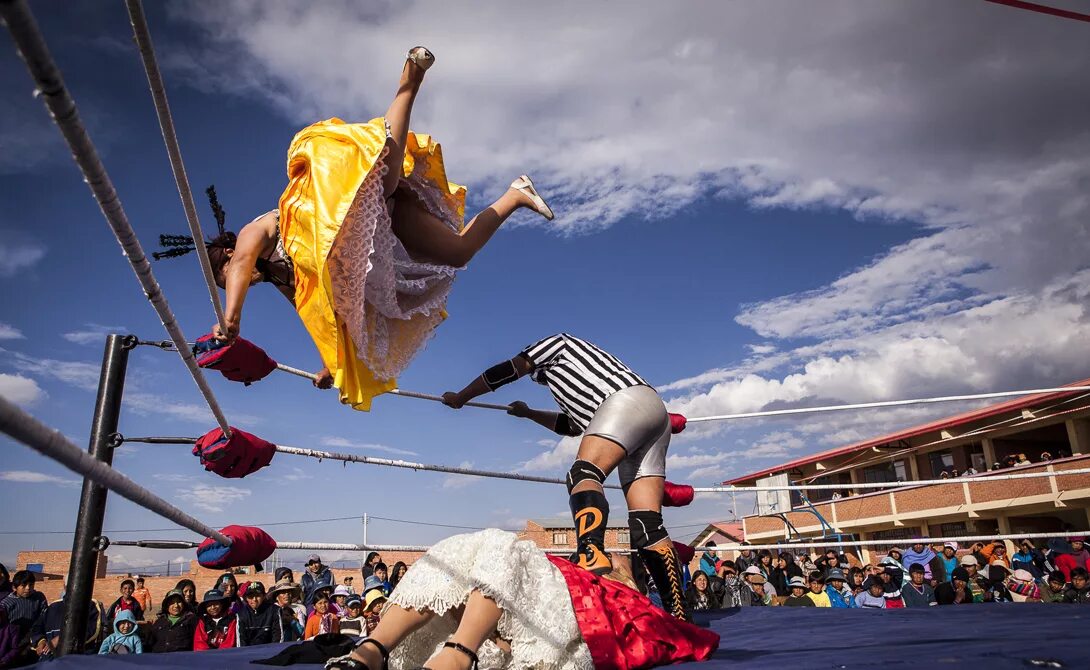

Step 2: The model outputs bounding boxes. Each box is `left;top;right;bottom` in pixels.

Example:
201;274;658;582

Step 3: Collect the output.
278;118;467;410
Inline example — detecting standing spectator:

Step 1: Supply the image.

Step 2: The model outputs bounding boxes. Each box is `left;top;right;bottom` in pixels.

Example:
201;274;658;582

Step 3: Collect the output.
887;548;904;566
275;567;295;584
304;592;339;639
338;596;366;637
132;578;152;615
389;562;408;592
1067;537;1089;569
104;579;143;624
734;544;754;573
756;551;774;581
824;569;855;608
901;543;937;580
854;578;886;609
981;565;1014;602
984;541;1012;570
1012;540;1046;578
939;543;959;582
717;562;747;608
237;582;284;646
363;590;387;635
935;567;973;605
958;555;987;602
193;590;237;651
0;570;48;629
902;564;937;607
1041;571;1068;603
1062;567;1090;603
805;572;830;607
684;571;717;612
147;589;196;653
342;576;356;595
782;577;814;607
268;581;304;642
97;610;142;655
174;579;198;614
361;552;383;579
877;558;905;608
301;555;334;607
699;542;719;577
768;556;789;598
1006;569;1042;602
214;574;242;615
847;567;866;597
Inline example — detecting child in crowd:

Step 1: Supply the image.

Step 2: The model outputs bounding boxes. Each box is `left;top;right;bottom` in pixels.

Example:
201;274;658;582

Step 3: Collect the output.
363;590;386;634
805;572;830;607
237;582;284;646
1042;571;1068;603
193;590;237;651
338;596;366;637
332;585;352;616
855;578;887;609
305;593;339;639
782;577;814;607
148;589;196;653
98;610;142;654
1063;567;1090;603
309;585;334;617
372;563;392;596
824;569;856;608
105;579;144;623
132;577;152;614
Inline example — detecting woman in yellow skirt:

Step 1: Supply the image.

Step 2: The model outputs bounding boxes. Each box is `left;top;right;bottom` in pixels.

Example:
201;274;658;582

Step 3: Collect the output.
158;48;554;410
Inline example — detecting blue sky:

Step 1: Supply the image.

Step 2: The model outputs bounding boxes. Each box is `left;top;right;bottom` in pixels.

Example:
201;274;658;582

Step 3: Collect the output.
2;1;1089;571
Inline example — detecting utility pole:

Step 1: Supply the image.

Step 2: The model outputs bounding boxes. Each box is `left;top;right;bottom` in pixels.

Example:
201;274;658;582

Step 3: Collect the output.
362;512;369;546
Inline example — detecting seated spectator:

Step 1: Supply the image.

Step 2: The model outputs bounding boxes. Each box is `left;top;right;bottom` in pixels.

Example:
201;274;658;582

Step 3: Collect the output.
304;592;339;639
902;563;937;607
0;570;49;630
1039;452;1053;462
901;543;937;580
237;582;284;646
338;595;366;637
980;565;1014;603
824;569;855;608
214;573;242;615
1041;570;1068;603
958;555;987;603
886;548;904;566
982;540;1012;570
685;570;718;612
0;563;10;602
332;585;352;616
98;610;142;655
175;579;198;614
268;580;304;642
104;579;143;624
1012;540;1045;579
1006;569;1042;602
717;561;747;608
782;577;814;607
939;543;959;582
847;567;866;596
805;571;830;607
741;567;772;606
148;589;196;653
193;589;237;651
877;558;905;608
30;592;104;658
1063;567;1090;603
301;554;334;608
1069;536;1090;567
274;567;295;584
1014;453;1031;467
132;577;152;614
309;584;335;617
936;567;974;605
1;606;39;667
854;577;886;609
363;590;386;634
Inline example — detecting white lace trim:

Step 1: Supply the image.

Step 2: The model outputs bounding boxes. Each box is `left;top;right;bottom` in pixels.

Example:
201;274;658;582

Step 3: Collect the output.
385;529;594;670
326;144;462;380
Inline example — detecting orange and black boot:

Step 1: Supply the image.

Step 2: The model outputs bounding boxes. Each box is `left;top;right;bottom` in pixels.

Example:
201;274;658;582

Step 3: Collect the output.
639;540;692;621
568;490;613;575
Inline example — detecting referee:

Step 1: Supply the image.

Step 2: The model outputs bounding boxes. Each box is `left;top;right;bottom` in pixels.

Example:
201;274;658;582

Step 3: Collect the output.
442;333;690;621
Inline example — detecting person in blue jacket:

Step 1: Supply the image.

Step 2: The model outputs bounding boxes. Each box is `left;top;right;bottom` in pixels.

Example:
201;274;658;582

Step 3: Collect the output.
98;610;142;655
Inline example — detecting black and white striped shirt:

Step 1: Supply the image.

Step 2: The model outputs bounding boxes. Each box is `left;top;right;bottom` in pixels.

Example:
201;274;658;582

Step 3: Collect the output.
519;333;649;431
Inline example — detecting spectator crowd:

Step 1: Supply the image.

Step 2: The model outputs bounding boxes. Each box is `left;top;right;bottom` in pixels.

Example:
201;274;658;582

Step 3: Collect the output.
0;551;408;667
687;536;1090;611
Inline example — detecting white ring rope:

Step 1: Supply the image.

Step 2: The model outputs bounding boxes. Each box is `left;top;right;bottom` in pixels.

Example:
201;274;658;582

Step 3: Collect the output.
0;0;231;437
0;396;232;546
125;0;228;334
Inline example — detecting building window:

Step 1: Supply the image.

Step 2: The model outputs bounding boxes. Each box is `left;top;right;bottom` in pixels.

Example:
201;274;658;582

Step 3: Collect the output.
938;522;968;537
868;527;922;542
617;531;630;545
927;450;955;477
552;532;568;546
967;444;987;473
861;460;908;484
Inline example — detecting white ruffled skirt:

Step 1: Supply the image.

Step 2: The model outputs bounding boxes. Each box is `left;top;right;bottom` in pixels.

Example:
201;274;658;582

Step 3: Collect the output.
386;529;594;670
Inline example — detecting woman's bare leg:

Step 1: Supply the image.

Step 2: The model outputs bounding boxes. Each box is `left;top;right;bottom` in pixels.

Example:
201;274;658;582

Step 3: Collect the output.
383;57;427;199
391;187;533;267
428;590;503;670
350;603;434;669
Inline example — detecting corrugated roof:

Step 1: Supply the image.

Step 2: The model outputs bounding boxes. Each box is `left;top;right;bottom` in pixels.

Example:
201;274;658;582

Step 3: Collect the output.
722;378;1090;485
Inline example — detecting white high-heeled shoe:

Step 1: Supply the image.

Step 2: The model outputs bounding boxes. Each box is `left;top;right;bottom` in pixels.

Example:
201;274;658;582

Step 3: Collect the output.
407;46;435;72
510;175;554;221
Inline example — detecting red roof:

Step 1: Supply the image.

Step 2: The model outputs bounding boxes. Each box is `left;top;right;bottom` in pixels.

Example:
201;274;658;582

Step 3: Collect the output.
722;378;1090;485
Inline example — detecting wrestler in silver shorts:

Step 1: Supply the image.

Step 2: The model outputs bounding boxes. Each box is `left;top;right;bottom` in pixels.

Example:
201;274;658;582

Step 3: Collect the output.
584;385;670;488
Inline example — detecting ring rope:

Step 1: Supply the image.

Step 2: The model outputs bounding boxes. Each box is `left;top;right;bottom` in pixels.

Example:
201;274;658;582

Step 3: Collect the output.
0;395;232;546
0;0;232;437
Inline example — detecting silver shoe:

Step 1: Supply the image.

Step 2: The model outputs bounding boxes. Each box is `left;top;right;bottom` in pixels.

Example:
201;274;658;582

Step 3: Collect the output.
510;175;555;221
407;46;435;72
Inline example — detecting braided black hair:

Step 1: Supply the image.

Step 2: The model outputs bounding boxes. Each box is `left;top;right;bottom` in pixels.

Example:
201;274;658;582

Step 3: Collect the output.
152;185;235;260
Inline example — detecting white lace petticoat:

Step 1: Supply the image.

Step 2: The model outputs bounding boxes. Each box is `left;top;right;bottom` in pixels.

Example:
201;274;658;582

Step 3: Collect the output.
326;143;464;381
385;529;594;670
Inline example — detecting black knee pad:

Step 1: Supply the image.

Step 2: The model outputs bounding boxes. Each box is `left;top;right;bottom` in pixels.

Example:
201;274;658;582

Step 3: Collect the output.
628;510;669;549
566;460;607;494
482;359;519;391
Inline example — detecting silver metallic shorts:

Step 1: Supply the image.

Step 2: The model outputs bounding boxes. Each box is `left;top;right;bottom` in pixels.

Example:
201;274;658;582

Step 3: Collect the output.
585;385;670;487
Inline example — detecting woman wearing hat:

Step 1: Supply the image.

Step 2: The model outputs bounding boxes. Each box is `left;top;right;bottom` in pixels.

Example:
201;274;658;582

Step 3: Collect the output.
147;589;196;653
193;590;238;651
269;581;305;642
782;577;815;607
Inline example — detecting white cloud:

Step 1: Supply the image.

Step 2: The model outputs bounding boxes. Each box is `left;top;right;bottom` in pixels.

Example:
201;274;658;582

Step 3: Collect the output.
441;461;480;489
4;349;100;391
0;323;24;340
175;484;251;513
0;235;46;275
0;373;44;406
153;473;197;483
0;470;78;486
319;436;419;457
519;436;580;473
62;324;127;346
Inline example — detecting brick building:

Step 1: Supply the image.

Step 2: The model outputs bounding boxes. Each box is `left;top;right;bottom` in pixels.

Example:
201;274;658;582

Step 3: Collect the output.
725;378;1090;563
517;518;630;551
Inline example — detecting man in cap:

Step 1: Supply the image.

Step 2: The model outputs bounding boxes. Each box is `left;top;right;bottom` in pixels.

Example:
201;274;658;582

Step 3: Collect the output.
902;563;937;607
338;595;366;637
781;576;814;607
236;582;284;646
301;554;334;608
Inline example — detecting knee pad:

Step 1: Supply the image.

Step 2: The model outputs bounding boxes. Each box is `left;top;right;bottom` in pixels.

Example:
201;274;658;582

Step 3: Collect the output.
628;510;669;549
566;460;607;494
482;359;519;391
